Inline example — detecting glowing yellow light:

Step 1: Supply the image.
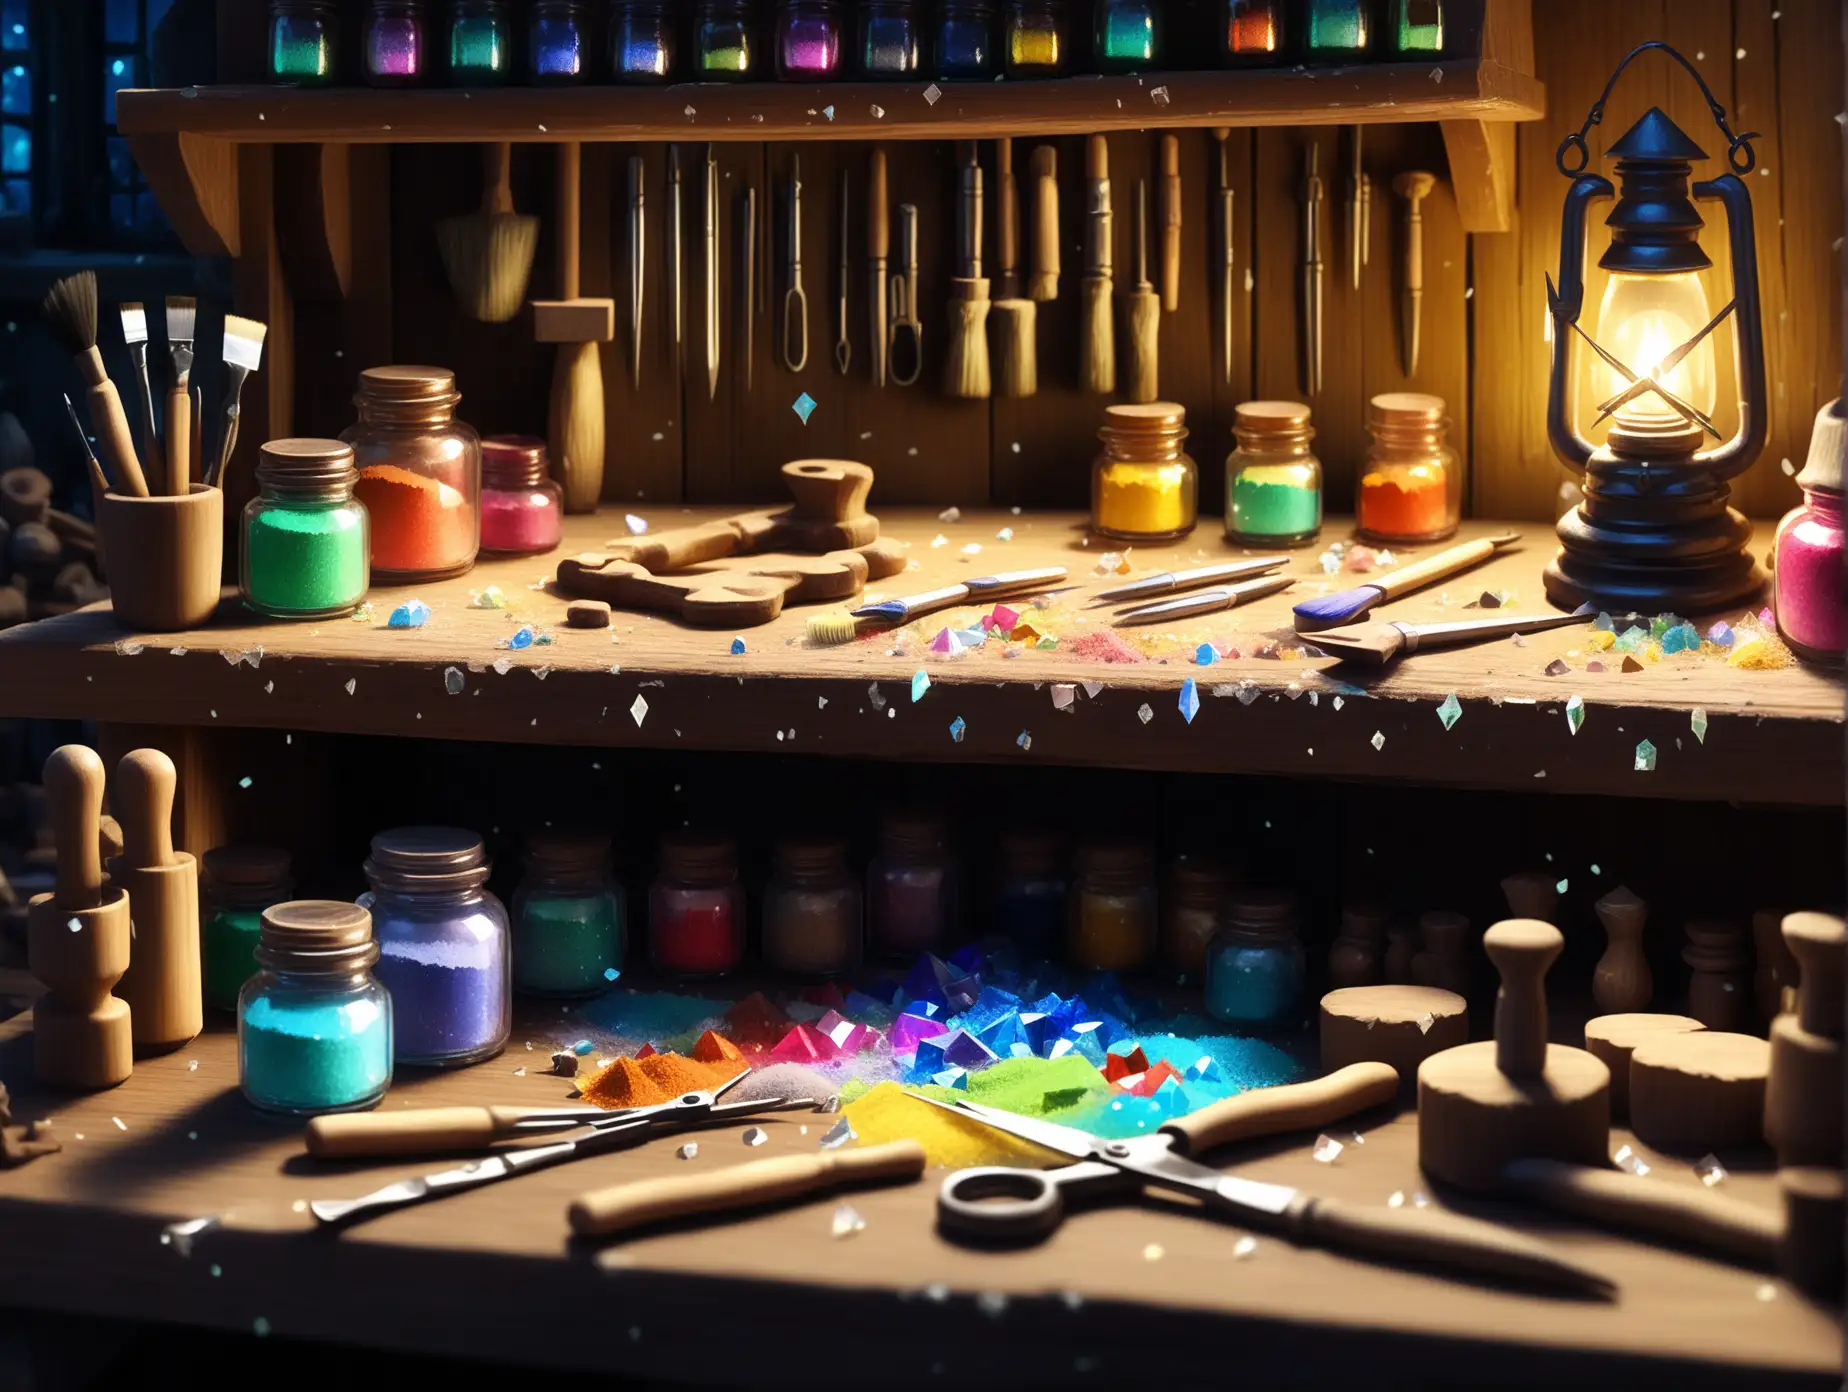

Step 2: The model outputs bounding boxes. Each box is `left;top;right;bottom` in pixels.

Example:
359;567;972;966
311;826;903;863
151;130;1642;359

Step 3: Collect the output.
1594;270;1718;436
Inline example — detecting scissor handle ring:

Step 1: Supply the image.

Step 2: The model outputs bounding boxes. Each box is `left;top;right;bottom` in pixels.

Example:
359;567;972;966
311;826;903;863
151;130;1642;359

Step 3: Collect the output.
937;1167;1065;1242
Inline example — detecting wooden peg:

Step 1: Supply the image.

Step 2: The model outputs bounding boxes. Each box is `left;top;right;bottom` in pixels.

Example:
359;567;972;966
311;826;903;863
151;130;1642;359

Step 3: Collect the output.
1764;911;1844;1168
1488;920;1560;1078
1409;909;1470;998
1592;886;1652;1012
109;749;202;1054
1500;870;1557;923
47;744;106;910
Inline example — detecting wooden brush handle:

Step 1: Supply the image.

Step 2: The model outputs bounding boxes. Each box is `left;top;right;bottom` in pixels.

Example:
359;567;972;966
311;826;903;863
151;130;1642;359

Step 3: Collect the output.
1030;146;1059;301
1372;537;1502;602
46;745;107;910
81;350;148;499
1162;1062;1398;1155
996;137;1018;293
556;142;581;299
307;1106;556;1158
1124;288;1160;404
1503;1159;1781;1268
1080;276;1115;395
164;383;189;495
868;149;888;260
483;142;515;216
568;1139;926;1236
1159;134;1181;313
114;748;175;870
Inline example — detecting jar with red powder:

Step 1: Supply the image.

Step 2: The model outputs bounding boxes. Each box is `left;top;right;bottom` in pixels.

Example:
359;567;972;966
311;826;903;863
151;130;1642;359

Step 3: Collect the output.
342;365;481;582
479;435;564;557
649;831;746;978
1356;392;1459;545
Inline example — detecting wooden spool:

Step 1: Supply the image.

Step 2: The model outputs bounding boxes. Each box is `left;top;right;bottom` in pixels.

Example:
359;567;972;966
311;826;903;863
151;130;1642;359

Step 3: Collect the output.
1409;909;1471;998
107;749;202;1055
1583;1013;1705;1120
1780;1167;1845;1303
1629;1031;1771;1155
1320;985;1466;1095
1764;911;1844;1168
1418;920;1609;1192
1501;870;1558;923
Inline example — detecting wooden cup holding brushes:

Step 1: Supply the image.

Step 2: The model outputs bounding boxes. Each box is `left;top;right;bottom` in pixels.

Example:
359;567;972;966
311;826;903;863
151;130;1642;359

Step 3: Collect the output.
108;748;202;1055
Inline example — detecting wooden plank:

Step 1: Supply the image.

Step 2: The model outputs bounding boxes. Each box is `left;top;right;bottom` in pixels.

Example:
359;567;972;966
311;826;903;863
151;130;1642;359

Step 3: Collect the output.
1440;119;1515;234
0;512;1835;806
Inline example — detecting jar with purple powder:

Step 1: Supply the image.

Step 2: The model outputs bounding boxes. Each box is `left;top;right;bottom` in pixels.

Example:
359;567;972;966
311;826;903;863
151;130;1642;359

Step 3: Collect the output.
867;811;959;959
360;826;510;1067
363;0;429;86
775;0;842;79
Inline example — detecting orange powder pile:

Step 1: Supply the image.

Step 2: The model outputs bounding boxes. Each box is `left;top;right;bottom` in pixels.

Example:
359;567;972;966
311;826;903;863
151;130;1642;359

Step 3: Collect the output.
692;1029;746;1063
579;1051;741;1109
354;464;471;573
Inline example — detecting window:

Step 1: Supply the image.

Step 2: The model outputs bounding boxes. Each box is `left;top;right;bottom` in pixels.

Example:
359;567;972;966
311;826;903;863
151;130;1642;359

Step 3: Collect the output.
1;0;28;216
102;0;176;237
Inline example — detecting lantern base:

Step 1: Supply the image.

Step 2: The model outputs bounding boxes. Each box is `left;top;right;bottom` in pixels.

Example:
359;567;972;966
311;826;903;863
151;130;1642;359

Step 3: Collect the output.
1544;456;1766;614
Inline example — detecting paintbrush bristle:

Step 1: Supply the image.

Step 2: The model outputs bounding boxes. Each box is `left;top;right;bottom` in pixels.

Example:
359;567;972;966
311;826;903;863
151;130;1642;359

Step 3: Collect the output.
40;271;98;357
119;301;147;345
1291;585;1382;632
222;315;268;371
164;295;197;345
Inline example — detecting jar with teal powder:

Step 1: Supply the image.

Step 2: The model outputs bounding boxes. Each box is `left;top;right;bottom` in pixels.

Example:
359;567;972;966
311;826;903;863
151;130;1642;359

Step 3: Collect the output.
1091;0;1157;72
268;1;340;84
1225;400;1322;547
448;0;513;84
241;438;370;620
201;845;295;1013
512;829;626;998
1204;888;1305;1033
238;901;393;1116
1301;0;1369;62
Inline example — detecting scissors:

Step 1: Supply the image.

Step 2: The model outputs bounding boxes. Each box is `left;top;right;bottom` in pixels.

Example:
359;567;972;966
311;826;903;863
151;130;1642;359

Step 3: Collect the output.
923;1063;1613;1297
307;1072;813;1227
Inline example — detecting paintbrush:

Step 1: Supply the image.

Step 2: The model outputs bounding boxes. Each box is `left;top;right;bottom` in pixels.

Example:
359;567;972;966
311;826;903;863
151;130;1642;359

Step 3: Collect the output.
1092;556;1288;605
1123;179;1160;403
1028;145;1059;302
118;302;158;490
62;392;112;501
628;154;646;391
1159;134;1181;313
990;137;1037;398
868;148;888;388
851;567;1069;626
1292;533;1522;633
1114;573;1295;625
1081;135;1114;395
1214;128;1235;386
1312;606;1596;667
668;147;684;369
944;141;990;399
163;295;195;494
705;143;720;401
41;272;148;498
208;315;267;490
1302;146;1324;396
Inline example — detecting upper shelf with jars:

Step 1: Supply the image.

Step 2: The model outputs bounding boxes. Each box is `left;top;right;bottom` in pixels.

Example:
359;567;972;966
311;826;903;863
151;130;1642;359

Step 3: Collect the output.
118;0;1545;144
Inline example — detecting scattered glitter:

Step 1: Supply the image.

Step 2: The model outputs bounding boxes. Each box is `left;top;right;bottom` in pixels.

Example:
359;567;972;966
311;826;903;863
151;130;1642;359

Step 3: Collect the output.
1137;703;1154;725
1369;731;1384;752
630;695;649;726
949;716;966;743
1312;1134;1344;1163
1613;1144;1651;1176
939;507;962;522
677;1142;699;1160
923;83;942;105
1179;680;1199;724
730;637;746;655
1695;1153;1728;1187
912;670;930;702
1143;1243;1165;1262
1017;730;1032;752
625;514;649;535
1232;1235;1258;1260
1691;707;1709;744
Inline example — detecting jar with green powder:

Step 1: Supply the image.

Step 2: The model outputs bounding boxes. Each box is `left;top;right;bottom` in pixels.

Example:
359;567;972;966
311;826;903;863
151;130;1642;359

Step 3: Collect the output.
241;438;370;620
1225;400;1322;547
447;0;514;84
1389;0;1443;55
269;1;341;84
201;845;295;1013
512;829;626;998
1091;0;1157;72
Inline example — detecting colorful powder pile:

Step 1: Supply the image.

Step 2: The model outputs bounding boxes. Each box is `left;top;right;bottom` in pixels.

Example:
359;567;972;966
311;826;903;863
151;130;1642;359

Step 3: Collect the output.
354;464;473;575
843;1082;1059;1169
578;1051;738;1109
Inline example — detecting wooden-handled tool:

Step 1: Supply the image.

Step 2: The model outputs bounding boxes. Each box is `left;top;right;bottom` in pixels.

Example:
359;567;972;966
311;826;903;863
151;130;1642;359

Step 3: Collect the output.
1393;171;1436;377
1028;145;1059;302
1082;135;1114;395
1160;1062;1399;1154
108;748;201;1055
1291;532;1523;631
868;148;889;387
991;138;1038;398
1501;1158;1781;1270
568;1139;927;1237
1313;608;1596;667
1213;128;1235;386
945;141;991;399
40;273;149;499
307;1105;618;1159
1123;180;1160;404
599;459;879;567
1159;134;1181;312
26;745;133;1090
534;142;614;514
1302;144;1325;397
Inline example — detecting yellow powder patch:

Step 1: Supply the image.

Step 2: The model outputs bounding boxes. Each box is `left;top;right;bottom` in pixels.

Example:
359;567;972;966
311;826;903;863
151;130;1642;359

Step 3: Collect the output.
842;1081;1063;1169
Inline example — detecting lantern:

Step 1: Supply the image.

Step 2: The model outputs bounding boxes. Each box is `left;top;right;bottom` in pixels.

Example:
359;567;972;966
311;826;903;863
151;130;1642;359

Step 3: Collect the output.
1544;44;1767;613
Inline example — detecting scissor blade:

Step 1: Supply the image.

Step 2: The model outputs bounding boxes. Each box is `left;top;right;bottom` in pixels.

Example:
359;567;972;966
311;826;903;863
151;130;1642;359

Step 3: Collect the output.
1114;1138;1301;1216
914;1095;1099;1160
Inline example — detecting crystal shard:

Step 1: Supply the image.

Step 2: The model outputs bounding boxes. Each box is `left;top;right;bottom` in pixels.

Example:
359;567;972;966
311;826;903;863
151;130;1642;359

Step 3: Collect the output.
769;1023;841;1063
1195;643;1218;666
819;1117;856;1149
1691;707;1709;744
1370;731;1385;751
1187;1055;1221;1083
831;1202;866;1238
388;599;431;629
911;669;931;701
1312;1133;1345;1163
931;1067;970;1090
1695;1153;1728;1187
1613;1143;1650;1176
792;392;817;423
1565;694;1584;734
742;1127;770;1147
890;1012;953;1056
1436;694;1461;730
1634;738;1657;772
949;716;966;743
1179;679;1200;725
676;1142;698;1160
1103;1045;1150;1083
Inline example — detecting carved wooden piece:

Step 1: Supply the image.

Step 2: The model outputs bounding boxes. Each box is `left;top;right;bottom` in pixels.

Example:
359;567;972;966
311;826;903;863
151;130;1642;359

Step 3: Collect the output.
1409;909;1470;998
557;539;906;627
1319;985;1466;1095
1583;1013;1704;1121
1629;1032;1771;1156
601;461;879;570
98;486;224;632
1753;908;1800;1026
1683;920;1752;1033
1326;901;1387;990
1592;886;1652;1013
1763;911;1844;1168
107;749;202;1055
1500;870;1557;923
1779;1167;1845;1302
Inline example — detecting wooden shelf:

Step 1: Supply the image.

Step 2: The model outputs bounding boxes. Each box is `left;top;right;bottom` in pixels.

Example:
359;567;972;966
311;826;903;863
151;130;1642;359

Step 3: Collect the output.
0;512;1837;807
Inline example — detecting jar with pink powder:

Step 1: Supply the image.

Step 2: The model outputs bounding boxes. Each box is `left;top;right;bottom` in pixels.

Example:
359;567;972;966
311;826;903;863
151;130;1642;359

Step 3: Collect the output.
479;435;563;557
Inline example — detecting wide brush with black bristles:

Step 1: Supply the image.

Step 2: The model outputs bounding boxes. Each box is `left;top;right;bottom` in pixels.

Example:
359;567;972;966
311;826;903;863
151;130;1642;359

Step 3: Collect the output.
41;271;148;498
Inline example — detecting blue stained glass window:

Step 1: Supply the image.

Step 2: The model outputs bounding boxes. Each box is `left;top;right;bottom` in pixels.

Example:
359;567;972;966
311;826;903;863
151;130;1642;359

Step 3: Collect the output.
107;136;133;183
2;126;26;174
135;191;160;228
2;177;27;212
2;63;25;115
105;0;140;43
0;0;24;52
104;57;136;124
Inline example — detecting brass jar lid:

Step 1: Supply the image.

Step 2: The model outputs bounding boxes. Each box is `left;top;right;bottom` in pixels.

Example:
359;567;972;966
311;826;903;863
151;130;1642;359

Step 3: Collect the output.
1103;402;1187;433
203;844;294;890
256;438;357;488
1235;400;1313;433
356;365;460;406
1369;392;1446;427
257;900;378;971
524;828;612;874
482;435;550;490
366;826;490;894
775;837;849;880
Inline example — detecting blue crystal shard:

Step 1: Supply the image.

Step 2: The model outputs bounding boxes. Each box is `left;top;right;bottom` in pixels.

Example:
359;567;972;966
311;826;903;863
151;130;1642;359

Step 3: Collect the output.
1196;643;1218;666
1179;678;1200;724
1187;1055;1221;1084
730;636;746;655
388;599;431;629
508;626;535;650
1436;693;1462;730
931;1067;970;1090
975;1012;1025;1051
948;944;987;975
1707;621;1735;647
1016;1011;1053;1053
1063;1021;1109;1066
792;391;817;423
1634;738;1658;772
911;669;930;702
949;716;966;743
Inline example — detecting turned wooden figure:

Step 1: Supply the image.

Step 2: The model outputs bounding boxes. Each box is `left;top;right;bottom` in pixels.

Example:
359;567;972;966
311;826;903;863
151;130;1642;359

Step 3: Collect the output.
1752;908;1798;1027
1763;911;1844;1169
108;749;202;1054
1683;919;1752;1032
1320;985;1466;1096
1410;910;1470;999
1417;920;1610;1191
1326;901;1387;990
1630;1030;1771;1155
25;745;133;1089
1382;921;1417;985
1501;870;1558;924
1592;885;1652;1012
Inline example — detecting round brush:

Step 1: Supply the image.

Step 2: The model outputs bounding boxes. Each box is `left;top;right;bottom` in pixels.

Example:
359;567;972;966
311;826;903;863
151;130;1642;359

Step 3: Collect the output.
40;272;148;499
990;137;1038;398
944;141;991;399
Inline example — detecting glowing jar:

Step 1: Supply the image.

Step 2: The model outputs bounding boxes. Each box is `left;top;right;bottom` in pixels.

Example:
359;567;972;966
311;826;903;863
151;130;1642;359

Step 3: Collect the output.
343;366;480;583
447;0;513;84
934;0;995;78
241;439;370;620
868;812;959;959
363;1;429;86
201;845;294;1013
1301;0;1369;61
764;838;863;977
694;0;758;78
1091;402;1197;542
857;0;920;78
1070;842;1156;972
1204;888;1304;1031
1225;400;1321;546
993;830;1067;961
1357;392;1458;545
610;0;679;80
512;830;625;998
776;0;842;77
1222;0;1283;65
650;832;746;977
268;1;339;84
1001;0;1065;77
479;435;563;557
529;0;591;83
1389;0;1443;54
1092;0;1157;71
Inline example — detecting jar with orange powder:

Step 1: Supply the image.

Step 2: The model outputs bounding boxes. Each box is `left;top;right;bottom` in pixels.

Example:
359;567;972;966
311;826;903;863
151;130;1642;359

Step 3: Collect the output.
1356;392;1460;545
342;366;481;582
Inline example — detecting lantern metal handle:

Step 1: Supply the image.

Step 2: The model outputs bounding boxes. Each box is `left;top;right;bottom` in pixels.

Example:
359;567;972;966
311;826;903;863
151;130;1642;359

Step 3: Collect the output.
1692;172;1768;482
1557;42;1760;179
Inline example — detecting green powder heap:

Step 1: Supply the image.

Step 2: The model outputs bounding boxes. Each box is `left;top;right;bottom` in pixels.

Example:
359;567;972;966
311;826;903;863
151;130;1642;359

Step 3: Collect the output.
1229;472;1321;541
244;505;367;618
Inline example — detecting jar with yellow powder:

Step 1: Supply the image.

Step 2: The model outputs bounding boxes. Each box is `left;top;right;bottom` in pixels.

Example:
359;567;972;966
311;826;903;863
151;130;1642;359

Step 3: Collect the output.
1357;392;1459;545
1069;841;1156;972
1090;402;1197;543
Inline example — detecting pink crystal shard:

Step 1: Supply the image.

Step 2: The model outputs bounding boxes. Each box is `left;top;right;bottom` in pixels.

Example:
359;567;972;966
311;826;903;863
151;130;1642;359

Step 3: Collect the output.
804;982;848;1010
769;1024;841;1064
890;1012;953;1057
1104;1046;1150;1083
634;1042;658;1060
817;1009;876;1054
987;605;1020;633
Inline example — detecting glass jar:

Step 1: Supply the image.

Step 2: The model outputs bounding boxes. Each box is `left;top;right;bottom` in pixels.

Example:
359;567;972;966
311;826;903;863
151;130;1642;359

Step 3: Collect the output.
1162;856;1229;975
1774;471;1846;665
1357;392;1459;544
360;826;510;1066
479;435;564;557
269;1;339;84
1092;0;1156;71
512;829;625;997
934;0;994;78
531;0;591;82
867;811;959;959
241;438;371;620
202;845;294;1013
1389;0;1443;55
610;0;679;80
448;0;513;84
1001;0;1064;77
993;830;1066;961
1070;841;1156;972
1204;888;1305;1031
1225;400;1322;546
764;837;863;976
364;0;429;85
1091;402;1197;542
238;901;392;1116
1302;0;1370;61
1222;0;1283;65
858;0;920;77
775;0;841;78
650;831;746;976
694;0;758;78
343;366;481;582
1327;899;1387;989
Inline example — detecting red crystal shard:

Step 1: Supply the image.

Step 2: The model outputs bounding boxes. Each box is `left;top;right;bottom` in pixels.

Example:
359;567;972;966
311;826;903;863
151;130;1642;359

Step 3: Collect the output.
1131;1060;1185;1097
1103;1046;1150;1083
769;1023;841;1064
634;1042;659;1060
691;1029;746;1063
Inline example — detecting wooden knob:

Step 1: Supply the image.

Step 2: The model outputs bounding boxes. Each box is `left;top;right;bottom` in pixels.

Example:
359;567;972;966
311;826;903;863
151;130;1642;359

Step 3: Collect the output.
1783;912;1845;1037
115;748;176;871
1485;919;1562;1079
45;745;106;910
1500;870;1557;923
780;459;873;523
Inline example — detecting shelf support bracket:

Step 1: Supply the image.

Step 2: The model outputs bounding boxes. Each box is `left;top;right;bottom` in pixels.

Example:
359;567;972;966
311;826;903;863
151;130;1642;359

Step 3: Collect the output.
275;143;355;301
124;131;240;259
1442;119;1517;234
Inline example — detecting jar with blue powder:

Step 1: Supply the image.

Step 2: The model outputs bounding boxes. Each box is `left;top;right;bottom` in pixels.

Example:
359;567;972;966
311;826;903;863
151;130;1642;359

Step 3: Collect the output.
361;826;510;1067
1204;888;1306;1032
238;900;393;1116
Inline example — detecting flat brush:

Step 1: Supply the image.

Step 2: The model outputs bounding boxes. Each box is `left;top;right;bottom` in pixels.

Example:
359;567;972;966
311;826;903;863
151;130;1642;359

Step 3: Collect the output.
944;140;990;399
1292;533;1522;633
1092;556;1288;605
209;315;268;490
164;295;196;495
1312;606;1595;667
118;302;158;489
40;272;148;498
1114;573;1295;625
851;567;1069;626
